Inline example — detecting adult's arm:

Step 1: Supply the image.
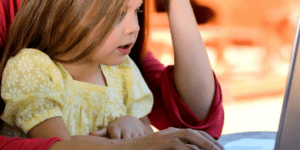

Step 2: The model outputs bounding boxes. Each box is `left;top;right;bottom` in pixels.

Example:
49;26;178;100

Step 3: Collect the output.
1;129;224;150
0;135;61;150
0;135;118;150
142;50;224;139
164;0;215;121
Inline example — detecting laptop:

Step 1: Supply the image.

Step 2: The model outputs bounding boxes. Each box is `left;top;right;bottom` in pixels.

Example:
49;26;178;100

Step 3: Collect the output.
274;15;300;149
221;16;300;150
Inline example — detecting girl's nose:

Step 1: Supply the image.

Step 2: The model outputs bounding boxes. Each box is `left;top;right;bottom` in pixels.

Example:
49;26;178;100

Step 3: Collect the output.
123;17;140;35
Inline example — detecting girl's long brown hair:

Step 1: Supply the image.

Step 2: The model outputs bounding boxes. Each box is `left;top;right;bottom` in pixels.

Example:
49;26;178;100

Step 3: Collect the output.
0;0;149;125
1;0;127;64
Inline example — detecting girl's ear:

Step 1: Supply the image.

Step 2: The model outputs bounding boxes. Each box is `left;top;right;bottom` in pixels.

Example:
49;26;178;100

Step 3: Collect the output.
129;0;149;69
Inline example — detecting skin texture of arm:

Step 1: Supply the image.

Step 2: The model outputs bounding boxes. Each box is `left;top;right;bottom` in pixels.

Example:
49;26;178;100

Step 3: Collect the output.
163;0;215;121
48;136;115;150
27;116;72;140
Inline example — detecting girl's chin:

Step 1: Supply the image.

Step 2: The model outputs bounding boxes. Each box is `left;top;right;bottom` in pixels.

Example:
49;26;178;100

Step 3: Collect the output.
102;58;126;66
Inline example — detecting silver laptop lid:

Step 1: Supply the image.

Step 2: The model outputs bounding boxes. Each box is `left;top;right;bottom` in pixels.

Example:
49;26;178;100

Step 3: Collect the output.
274;16;300;150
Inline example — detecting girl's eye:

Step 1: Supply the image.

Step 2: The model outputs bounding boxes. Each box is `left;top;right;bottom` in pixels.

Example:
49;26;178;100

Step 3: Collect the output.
117;8;143;23
120;11;126;18
118;11;126;22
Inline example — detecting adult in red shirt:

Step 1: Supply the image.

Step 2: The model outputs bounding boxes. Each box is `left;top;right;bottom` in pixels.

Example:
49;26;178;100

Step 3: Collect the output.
0;0;224;149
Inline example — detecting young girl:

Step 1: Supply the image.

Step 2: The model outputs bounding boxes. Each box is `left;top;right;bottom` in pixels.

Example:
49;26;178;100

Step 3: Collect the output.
0;0;224;148
1;0;155;140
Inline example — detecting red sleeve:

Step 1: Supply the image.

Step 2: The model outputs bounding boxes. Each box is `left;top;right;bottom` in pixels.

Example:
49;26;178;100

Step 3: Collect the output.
0;136;61;150
0;0;21;48
142;50;224;139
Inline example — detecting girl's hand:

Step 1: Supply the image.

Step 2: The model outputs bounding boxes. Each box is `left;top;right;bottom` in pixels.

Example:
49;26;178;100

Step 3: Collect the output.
89;115;148;139
117;127;224;150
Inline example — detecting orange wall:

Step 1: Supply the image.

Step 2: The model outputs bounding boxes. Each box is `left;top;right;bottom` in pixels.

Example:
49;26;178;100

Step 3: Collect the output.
199;0;292;27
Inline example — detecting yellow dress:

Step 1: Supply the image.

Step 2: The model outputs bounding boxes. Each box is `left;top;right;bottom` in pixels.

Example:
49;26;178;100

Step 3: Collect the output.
1;48;153;136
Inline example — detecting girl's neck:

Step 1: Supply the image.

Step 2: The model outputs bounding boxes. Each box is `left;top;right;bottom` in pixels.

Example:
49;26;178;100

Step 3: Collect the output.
58;62;107;86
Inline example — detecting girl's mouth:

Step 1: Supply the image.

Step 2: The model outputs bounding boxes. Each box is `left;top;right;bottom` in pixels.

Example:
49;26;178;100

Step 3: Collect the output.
118;44;130;49
118;44;131;55
118;42;133;55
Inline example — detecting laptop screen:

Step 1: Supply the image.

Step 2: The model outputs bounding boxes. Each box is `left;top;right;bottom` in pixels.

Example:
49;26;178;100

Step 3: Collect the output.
275;16;300;150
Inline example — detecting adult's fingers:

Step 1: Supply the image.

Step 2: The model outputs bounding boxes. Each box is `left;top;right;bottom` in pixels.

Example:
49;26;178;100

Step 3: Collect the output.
168;138;192;150
186;144;201;150
89;128;107;137
167;128;223;150
167;129;221;150
197;131;224;150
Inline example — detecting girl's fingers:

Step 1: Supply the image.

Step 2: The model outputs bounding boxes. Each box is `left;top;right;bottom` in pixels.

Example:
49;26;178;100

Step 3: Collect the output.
89;127;107;137
121;131;131;139
109;128;121;139
131;133;139;138
138;132;144;137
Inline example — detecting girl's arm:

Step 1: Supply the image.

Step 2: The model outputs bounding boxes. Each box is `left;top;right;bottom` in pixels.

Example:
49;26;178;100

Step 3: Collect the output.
26;117;116;148
49;136;115;150
27;116;71;140
163;0;215;120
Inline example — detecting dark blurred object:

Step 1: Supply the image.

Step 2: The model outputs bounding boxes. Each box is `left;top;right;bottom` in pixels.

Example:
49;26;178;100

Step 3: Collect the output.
129;0;149;69
154;0;216;24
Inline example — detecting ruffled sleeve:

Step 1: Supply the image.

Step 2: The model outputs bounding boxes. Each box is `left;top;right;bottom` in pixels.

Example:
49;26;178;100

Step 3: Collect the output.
142;50;224;139
1;48;65;134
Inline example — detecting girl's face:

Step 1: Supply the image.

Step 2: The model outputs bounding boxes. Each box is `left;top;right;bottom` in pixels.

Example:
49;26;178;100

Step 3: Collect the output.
86;0;143;66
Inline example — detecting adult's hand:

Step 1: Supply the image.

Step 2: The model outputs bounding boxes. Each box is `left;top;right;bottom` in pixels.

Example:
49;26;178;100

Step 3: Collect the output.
117;127;224;150
50;127;223;150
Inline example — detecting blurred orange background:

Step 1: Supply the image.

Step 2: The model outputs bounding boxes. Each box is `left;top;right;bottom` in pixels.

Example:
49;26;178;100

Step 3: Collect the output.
148;0;300;134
